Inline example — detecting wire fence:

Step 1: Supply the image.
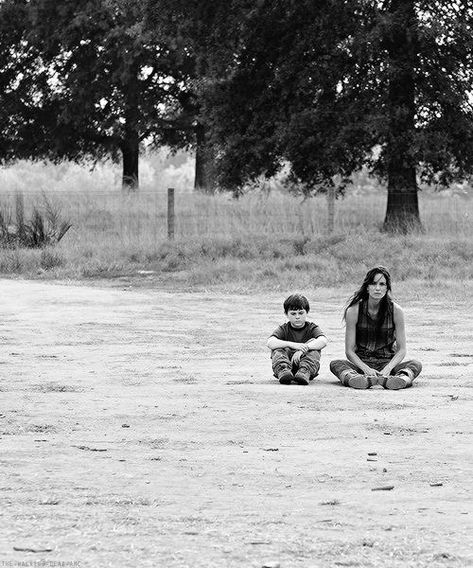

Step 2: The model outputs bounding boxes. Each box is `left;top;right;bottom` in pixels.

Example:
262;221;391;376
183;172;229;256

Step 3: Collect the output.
0;187;471;246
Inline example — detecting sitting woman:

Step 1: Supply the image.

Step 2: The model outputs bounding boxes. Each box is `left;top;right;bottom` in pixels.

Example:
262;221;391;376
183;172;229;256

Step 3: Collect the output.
330;266;422;390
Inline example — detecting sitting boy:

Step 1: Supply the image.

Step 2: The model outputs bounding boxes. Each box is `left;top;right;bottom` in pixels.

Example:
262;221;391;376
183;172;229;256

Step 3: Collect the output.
267;294;328;385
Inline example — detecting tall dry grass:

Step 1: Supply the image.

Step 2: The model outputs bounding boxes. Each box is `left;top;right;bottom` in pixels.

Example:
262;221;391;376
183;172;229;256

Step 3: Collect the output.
0;158;472;291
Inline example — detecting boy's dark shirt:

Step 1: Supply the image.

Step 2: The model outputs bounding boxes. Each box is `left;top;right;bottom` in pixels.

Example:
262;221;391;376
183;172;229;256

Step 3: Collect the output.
270;321;325;344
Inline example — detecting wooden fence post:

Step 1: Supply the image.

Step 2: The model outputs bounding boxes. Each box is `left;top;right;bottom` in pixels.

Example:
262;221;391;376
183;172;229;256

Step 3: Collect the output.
167;187;175;240
327;182;335;234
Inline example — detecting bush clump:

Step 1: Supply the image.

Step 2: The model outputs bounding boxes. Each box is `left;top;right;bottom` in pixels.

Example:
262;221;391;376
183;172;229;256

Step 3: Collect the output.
0;193;71;248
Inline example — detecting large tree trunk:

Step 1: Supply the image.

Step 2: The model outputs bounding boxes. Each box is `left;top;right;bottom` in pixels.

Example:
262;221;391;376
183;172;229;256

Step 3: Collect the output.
121;130;139;191
122;62;140;191
385;166;420;232
383;0;422;233
194;122;216;193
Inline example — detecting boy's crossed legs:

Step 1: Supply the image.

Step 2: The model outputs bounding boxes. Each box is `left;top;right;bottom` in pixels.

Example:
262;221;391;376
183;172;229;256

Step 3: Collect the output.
272;348;321;385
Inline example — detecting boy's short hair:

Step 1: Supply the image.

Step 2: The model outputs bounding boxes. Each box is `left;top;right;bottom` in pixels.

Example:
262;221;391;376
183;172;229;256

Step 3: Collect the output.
283;294;310;314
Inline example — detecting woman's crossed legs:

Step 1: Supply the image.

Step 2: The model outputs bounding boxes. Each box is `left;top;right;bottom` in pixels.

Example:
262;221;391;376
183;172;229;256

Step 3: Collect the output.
330;358;422;390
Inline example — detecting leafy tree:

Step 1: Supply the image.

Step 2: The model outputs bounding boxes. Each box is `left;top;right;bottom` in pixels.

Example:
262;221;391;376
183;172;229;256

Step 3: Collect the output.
0;0;195;189
144;0;241;192
199;0;473;232
0;0;45;163
373;0;473;230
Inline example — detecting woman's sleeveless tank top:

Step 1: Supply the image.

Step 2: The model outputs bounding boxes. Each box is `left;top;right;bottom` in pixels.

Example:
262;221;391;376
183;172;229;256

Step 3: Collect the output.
356;299;396;359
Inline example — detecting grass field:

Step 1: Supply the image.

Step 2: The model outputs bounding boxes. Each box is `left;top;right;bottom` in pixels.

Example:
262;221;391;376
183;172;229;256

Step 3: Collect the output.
0;158;472;290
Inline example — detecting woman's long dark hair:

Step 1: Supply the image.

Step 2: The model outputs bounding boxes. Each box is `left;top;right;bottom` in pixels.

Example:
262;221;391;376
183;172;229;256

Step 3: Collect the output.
344;266;393;329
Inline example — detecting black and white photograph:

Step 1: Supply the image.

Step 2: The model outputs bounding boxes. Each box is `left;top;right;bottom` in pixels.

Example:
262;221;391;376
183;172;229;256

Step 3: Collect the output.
1;1;472;567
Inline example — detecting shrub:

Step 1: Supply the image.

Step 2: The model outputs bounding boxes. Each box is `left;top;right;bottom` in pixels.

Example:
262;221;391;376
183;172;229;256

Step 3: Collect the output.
0;193;72;248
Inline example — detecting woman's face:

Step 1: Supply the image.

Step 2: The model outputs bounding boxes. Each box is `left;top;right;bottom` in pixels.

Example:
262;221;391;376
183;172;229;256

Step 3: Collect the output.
367;272;388;300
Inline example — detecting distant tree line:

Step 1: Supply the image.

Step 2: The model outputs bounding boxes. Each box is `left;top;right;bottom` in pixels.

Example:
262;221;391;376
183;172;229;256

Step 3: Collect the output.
1;0;473;231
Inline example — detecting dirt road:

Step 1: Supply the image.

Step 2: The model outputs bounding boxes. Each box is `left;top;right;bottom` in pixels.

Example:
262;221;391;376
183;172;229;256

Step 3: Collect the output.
0;279;472;567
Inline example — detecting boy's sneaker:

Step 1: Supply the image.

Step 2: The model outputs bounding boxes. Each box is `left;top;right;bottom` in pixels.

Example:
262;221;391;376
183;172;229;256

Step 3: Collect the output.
278;370;294;385
294;371;309;386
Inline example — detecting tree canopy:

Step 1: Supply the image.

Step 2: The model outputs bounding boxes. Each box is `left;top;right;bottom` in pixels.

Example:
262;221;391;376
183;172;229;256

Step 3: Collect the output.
196;0;473;231
1;0;197;189
2;0;473;227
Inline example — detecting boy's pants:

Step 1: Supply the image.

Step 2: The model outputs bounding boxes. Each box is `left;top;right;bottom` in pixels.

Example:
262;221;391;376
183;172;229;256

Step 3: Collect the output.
271;348;321;380
330;358;422;381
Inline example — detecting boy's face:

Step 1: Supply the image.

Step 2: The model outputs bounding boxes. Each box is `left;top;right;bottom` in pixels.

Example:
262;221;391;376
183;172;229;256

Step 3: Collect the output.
286;308;308;328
